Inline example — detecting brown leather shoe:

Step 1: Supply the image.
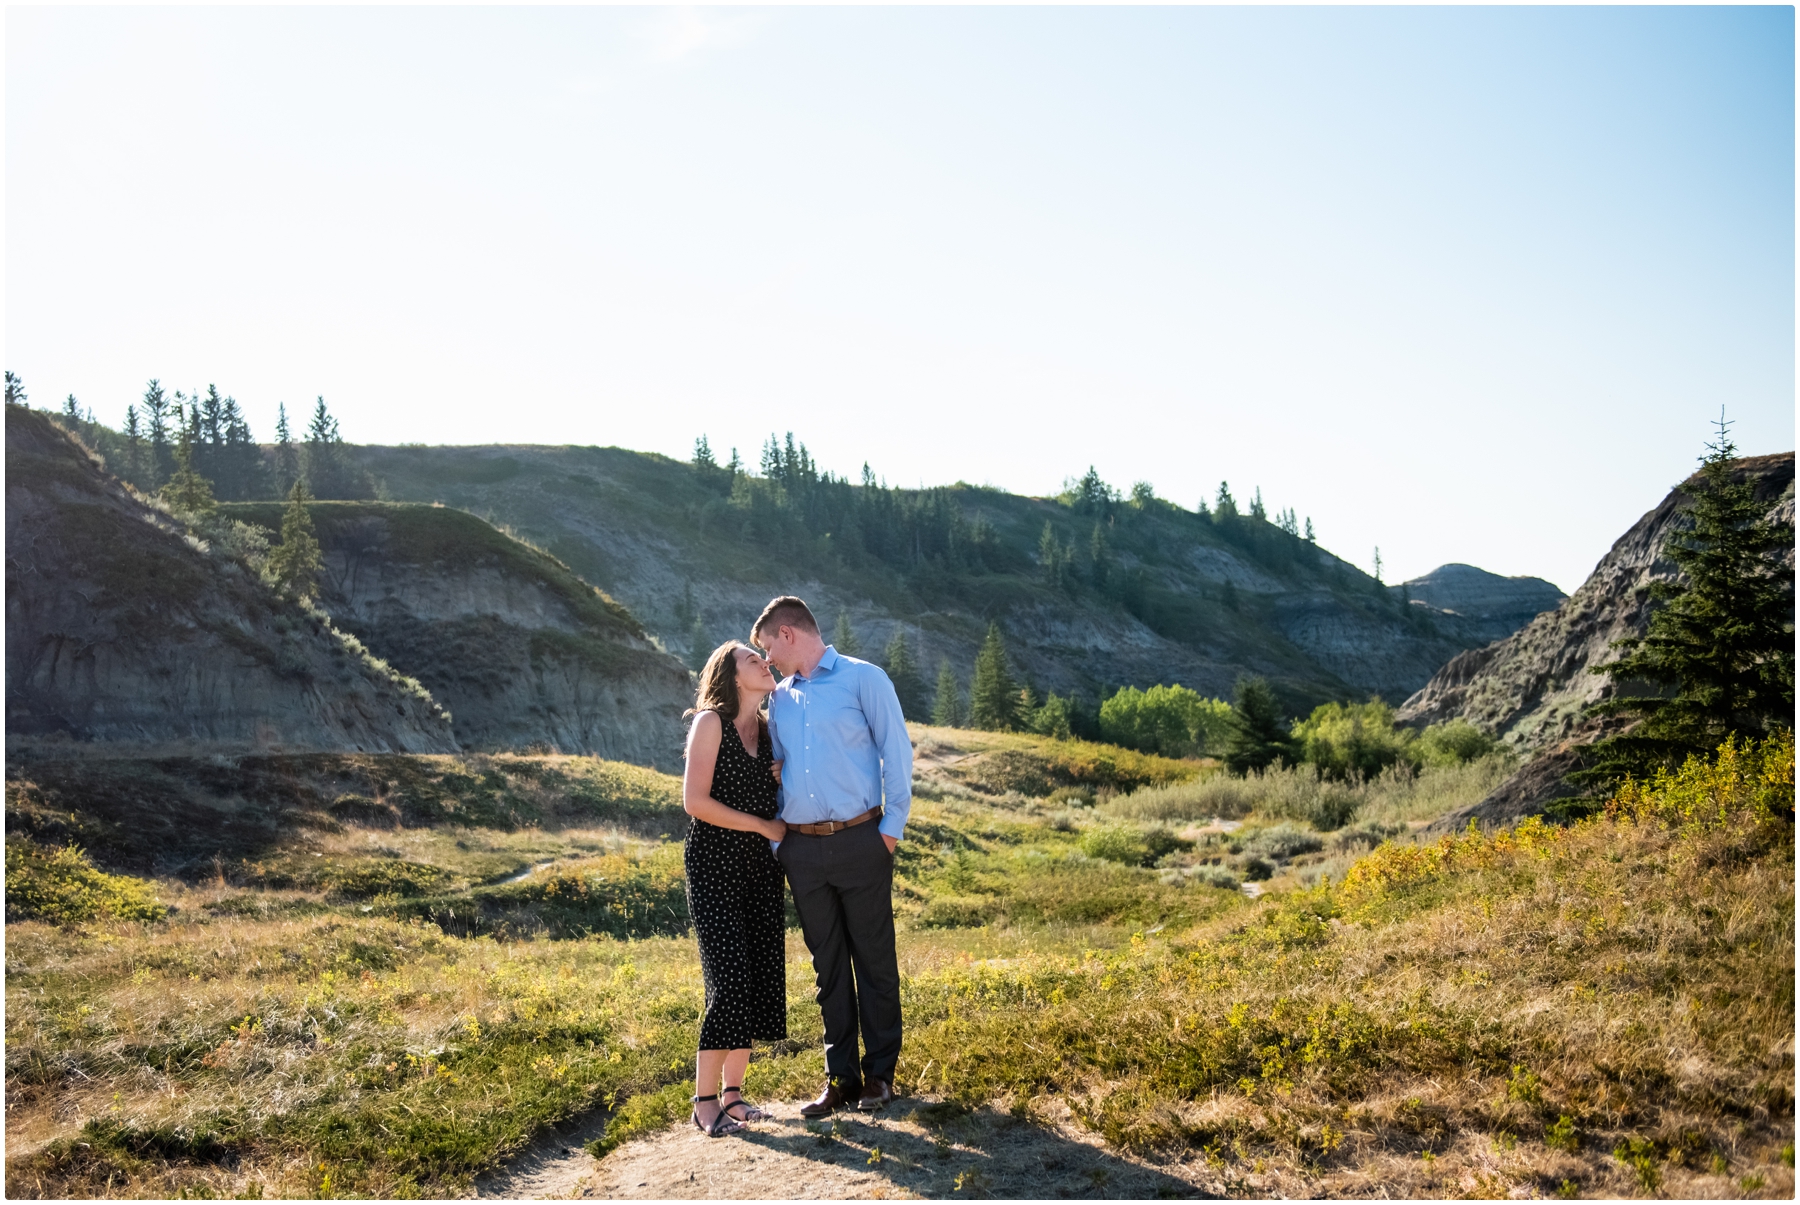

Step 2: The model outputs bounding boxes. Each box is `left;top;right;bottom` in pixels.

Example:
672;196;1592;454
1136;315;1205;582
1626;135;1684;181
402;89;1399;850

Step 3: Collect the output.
799;1079;861;1118
856;1079;894;1112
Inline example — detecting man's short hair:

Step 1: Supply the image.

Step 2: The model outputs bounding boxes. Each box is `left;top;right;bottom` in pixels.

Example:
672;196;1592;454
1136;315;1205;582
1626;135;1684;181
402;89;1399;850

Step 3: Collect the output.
751;596;819;644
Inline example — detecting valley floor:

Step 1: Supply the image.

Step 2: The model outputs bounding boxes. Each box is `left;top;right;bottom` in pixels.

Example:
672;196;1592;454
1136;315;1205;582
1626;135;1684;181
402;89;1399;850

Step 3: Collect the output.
4;729;1792;1199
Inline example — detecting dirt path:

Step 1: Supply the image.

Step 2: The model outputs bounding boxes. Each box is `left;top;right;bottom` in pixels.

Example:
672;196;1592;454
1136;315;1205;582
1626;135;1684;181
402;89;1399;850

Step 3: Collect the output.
478;1097;1225;1200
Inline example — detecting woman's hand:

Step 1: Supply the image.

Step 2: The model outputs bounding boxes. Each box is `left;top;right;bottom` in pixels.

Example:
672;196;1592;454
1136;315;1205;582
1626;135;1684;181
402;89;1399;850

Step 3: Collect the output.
764;818;787;843
770;760;783;785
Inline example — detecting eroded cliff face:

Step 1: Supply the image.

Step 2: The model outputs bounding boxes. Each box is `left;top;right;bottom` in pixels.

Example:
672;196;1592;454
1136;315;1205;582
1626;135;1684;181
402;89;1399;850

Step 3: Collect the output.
5;409;457;753
1397;453;1795;755
1392;564;1567;648
220;503;693;769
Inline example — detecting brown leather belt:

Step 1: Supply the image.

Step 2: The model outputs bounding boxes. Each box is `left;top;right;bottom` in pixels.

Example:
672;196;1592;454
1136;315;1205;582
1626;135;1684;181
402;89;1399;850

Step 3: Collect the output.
789;807;882;836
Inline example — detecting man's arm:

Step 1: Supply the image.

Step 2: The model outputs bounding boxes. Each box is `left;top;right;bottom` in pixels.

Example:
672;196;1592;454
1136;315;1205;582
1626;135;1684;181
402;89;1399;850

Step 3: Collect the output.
766;698;788;815
861;665;913;846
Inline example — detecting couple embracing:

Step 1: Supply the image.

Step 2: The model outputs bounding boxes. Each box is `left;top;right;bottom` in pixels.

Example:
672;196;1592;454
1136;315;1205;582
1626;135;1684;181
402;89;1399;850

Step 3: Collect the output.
679;596;912;1137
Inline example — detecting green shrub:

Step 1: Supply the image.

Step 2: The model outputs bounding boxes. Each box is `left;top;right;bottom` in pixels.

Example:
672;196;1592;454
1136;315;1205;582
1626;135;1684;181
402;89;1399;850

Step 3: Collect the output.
1292;700;1417;781
1100;684;1233;758
1188;863;1240;890
1080;824;1153;866
5;840;167;924
1238;823;1323;861
1416;720;1495;766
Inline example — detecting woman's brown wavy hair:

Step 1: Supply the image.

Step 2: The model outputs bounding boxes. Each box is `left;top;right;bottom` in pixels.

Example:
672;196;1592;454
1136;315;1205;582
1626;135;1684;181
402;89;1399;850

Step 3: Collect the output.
685;640;768;732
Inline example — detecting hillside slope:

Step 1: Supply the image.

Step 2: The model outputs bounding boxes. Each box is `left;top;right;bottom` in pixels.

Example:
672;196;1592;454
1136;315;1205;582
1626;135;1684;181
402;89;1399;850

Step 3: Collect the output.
1394;562;1567;647
352;443;1511;710
1397;452;1795;753
220;503;692;768
5;409;456;753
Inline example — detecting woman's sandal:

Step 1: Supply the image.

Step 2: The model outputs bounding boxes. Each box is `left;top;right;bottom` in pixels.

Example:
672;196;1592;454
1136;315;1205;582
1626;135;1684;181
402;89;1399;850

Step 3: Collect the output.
690;1093;745;1137
720;1086;770;1123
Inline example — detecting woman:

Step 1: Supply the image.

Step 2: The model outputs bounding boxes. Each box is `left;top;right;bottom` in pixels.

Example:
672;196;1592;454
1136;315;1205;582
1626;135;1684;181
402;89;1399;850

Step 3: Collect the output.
681;641;788;1136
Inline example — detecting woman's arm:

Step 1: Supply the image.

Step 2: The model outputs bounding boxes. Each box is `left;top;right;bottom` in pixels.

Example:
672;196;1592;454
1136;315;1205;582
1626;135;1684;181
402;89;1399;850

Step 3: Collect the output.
684;712;785;840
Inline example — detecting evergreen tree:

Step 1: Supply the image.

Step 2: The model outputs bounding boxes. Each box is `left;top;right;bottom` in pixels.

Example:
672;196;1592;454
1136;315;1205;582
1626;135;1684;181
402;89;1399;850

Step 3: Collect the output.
931;662;966;728
267;478;324;599
674;582;697;629
273;403;300;496
1304;517;1315;542
1250;487;1266;521
303;396;347;498
832;613;861;657
142;380;172;488
4;371;25;408
159;423;218;521
1038;521;1062;587
122;405;145;483
217;394;264;500
693;435;718;471
883;627;928;719
1088;521;1111;592
1224;676;1294;775
1213;482;1237;520
1576;416;1796;788
968;623;1021;731
1071;466;1115;514
1028;693;1074;740
1372;547;1383;585
62;394;81;421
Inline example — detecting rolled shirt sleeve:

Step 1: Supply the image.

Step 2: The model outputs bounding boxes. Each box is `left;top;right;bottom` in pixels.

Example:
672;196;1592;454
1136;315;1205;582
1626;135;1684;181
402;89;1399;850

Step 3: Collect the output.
861;666;913;841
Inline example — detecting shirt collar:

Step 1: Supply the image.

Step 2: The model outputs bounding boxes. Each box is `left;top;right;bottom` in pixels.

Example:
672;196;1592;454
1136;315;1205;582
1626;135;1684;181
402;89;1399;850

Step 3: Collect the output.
795;645;840;682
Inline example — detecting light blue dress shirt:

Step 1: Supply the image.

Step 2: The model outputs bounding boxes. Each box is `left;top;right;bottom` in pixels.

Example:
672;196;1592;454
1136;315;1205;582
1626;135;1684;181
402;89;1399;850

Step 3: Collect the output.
768;646;913;841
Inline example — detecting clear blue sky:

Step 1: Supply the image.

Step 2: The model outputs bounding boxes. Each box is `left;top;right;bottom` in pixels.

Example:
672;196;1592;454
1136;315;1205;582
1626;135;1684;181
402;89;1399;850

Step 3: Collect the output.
8;6;1793;592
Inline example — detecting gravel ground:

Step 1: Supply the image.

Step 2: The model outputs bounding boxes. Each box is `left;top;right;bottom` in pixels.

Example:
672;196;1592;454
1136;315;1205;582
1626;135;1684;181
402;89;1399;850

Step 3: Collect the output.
478;1097;1219;1200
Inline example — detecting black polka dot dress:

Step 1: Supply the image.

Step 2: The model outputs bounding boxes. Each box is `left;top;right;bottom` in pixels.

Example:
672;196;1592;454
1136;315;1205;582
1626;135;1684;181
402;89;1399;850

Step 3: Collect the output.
686;711;788;1052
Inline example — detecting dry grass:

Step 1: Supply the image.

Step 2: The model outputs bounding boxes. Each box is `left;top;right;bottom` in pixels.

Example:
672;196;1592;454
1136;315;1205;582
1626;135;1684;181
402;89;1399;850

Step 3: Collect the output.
5;734;1791;1199
1101;752;1514;830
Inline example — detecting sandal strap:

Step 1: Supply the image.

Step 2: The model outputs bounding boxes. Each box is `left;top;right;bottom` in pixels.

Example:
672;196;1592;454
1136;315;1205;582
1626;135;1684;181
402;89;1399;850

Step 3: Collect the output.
691;1093;718;1102
722;1086;741;1093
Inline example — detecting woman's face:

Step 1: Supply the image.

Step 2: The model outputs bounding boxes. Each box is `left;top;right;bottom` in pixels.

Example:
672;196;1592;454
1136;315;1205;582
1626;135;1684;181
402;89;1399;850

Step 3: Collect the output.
733;646;777;693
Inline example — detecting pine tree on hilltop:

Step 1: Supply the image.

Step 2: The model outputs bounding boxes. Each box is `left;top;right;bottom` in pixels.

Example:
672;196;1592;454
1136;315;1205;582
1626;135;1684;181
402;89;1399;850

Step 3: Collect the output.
883;627;928;720
268;478;324;599
832;613;861;658
932;662;965;728
142;380;172;489
303;396;346;498
159;424;218;521
4;371;25;408
1224;676;1293;775
122;405;146;484
273;403;300;496
1575;414;1796;790
968;623;1021;731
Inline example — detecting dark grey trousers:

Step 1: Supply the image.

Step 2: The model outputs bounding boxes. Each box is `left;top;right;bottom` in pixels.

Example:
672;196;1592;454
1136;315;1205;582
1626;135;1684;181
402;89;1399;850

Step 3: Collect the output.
777;819;902;1085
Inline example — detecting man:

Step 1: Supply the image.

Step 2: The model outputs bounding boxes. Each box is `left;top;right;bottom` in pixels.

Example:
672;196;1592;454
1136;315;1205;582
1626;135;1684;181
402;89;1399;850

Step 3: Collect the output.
752;595;912;1115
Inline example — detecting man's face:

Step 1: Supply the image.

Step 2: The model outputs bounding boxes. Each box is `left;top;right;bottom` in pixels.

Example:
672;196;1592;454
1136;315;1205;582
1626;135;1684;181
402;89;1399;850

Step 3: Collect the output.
756;624;800;675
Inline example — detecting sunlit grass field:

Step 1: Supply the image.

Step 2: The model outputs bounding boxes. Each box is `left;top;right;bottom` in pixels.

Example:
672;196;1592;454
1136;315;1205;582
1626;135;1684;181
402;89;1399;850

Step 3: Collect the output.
5;727;1792;1198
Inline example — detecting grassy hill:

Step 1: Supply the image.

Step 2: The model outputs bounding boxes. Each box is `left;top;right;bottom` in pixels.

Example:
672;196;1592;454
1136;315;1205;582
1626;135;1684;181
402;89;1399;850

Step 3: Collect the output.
7;730;1789;1198
348;441;1500;714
